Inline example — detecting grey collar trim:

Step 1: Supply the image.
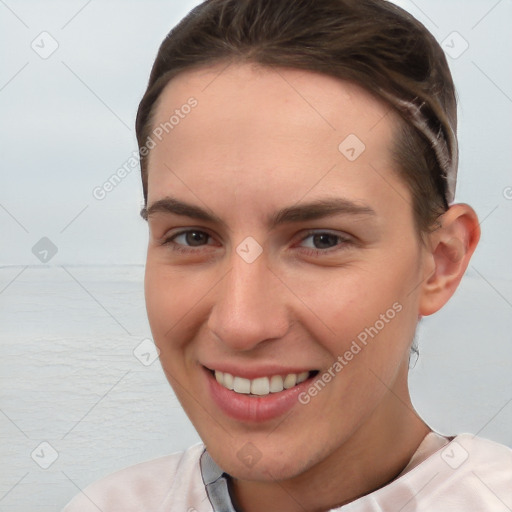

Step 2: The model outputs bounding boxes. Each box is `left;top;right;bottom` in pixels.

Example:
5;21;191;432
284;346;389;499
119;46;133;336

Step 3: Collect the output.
200;449;237;512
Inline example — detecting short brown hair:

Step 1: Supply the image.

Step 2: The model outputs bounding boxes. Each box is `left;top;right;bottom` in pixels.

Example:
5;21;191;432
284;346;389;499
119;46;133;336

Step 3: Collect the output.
136;0;458;233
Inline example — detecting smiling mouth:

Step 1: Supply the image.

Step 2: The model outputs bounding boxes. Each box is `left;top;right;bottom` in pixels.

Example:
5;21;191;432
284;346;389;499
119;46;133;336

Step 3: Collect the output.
210;369;319;396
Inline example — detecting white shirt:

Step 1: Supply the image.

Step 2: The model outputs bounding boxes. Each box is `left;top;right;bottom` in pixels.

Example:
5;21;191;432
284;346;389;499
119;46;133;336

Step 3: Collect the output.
62;432;512;511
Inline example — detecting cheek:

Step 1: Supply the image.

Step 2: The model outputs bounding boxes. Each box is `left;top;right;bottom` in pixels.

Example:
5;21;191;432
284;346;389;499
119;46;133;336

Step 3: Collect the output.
144;260;216;353
279;265;399;334
144;263;191;344
145;265;168;328
280;259;419;369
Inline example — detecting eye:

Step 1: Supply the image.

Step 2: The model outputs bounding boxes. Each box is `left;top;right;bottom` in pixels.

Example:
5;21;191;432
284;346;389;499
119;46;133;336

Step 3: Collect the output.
160;228;352;258
171;230;211;247
296;230;353;255
161;229;219;253
302;233;340;249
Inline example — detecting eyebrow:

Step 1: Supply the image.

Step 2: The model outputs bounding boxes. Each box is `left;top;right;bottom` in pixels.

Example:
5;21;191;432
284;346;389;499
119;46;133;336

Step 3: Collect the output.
141;196;376;227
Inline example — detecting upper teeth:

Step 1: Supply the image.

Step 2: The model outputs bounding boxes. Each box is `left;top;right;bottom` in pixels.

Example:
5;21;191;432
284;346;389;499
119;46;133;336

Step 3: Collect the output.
214;370;310;396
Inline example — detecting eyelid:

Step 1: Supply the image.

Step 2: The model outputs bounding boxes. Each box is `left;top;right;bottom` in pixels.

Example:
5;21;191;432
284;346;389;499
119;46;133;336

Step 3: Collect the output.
160;227;220;248
158;227;355;258
296;229;352;245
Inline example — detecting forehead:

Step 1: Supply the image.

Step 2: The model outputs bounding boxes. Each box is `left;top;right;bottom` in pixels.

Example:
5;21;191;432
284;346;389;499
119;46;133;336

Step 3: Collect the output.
146;63;406;216
151;62;395;145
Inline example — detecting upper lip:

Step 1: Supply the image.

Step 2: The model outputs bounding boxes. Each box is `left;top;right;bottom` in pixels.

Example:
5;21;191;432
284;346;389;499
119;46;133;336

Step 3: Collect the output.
203;363;316;380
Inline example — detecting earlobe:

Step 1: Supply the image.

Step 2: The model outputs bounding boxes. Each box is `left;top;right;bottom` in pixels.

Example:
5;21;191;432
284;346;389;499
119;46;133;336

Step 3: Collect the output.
419;203;480;316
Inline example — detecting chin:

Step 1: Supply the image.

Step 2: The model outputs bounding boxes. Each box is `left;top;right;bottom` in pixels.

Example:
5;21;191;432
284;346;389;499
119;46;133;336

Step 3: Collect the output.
207;442;319;482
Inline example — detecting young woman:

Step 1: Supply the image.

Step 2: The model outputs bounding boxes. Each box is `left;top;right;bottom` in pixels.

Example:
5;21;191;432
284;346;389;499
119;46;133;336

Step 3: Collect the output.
63;0;511;510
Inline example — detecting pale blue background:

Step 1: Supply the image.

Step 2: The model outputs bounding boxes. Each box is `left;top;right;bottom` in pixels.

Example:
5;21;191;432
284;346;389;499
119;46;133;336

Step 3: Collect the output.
0;1;511;510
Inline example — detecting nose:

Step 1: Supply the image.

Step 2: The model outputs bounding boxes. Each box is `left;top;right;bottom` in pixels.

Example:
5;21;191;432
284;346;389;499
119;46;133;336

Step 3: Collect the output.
207;253;290;352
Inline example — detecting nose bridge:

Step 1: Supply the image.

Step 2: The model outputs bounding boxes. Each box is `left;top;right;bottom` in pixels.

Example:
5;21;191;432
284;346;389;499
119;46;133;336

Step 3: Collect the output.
208;252;289;351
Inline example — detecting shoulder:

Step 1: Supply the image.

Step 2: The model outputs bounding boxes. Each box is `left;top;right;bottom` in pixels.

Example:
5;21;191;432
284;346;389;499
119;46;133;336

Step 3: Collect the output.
406;434;512;511
447;433;512;481
62;443;206;512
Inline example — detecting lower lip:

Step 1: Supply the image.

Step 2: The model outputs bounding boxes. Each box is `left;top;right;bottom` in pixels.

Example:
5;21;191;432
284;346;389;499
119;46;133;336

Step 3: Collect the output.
205;368;315;423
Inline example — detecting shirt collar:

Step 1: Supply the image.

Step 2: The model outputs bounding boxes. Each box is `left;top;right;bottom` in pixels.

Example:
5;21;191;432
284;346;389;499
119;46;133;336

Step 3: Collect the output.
200;448;237;511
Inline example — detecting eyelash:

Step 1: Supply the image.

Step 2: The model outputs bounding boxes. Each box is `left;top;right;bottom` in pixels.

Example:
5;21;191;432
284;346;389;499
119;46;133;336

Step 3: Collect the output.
160;229;353;257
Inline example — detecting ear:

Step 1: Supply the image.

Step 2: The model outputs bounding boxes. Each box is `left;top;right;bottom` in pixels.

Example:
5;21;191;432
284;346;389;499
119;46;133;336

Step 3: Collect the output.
419;203;480;316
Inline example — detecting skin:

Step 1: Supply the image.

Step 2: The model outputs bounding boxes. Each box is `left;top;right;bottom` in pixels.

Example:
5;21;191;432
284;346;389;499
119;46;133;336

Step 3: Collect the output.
143;63;480;511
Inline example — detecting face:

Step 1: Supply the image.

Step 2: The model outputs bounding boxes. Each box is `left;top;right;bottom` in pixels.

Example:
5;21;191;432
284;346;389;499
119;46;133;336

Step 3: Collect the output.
144;63;429;481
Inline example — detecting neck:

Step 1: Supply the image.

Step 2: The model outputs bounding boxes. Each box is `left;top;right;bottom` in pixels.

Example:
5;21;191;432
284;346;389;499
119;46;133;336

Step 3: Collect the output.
229;364;430;512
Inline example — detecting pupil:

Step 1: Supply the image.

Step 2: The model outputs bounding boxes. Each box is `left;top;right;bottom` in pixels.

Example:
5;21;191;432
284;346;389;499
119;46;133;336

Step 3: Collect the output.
313;233;337;249
186;231;207;246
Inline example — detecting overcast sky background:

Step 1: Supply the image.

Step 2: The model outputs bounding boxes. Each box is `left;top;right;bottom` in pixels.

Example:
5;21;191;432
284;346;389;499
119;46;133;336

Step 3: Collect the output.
1;0;511;281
